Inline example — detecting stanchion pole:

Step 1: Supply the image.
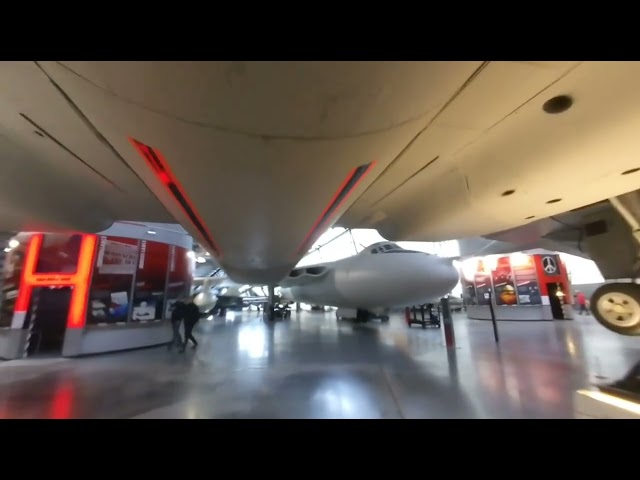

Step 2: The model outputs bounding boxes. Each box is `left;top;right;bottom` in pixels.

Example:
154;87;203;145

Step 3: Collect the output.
441;297;455;348
488;291;499;343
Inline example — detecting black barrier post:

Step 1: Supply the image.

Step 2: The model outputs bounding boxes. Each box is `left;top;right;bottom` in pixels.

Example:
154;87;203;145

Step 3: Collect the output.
488;291;499;343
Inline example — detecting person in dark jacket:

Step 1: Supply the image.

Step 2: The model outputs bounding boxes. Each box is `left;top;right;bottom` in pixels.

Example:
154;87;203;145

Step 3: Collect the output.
167;297;187;351
180;296;201;352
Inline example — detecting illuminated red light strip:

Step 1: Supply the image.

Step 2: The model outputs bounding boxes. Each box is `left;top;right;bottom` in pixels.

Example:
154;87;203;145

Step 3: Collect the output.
296;161;376;255
15;234;98;329
128;138;222;258
15;234;43;313
66;235;98;328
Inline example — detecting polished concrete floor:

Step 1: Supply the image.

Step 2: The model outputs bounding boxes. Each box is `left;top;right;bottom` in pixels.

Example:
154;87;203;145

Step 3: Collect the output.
0;310;638;419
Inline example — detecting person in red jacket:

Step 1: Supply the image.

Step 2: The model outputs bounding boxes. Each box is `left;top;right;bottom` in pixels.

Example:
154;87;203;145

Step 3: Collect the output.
575;291;588;315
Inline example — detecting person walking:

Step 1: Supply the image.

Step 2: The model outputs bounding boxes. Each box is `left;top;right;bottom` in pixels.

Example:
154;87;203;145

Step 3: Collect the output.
576;290;588;315
168;296;187;351
180;296;201;352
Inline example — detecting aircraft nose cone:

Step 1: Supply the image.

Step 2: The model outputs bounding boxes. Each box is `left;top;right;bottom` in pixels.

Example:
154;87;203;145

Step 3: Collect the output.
399;255;460;306
439;257;461;288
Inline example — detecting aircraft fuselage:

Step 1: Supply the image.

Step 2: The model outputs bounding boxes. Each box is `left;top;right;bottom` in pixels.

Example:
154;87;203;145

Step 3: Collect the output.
279;243;459;310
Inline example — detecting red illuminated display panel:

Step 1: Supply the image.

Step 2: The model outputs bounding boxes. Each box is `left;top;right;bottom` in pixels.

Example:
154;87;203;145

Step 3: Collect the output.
4;234;97;330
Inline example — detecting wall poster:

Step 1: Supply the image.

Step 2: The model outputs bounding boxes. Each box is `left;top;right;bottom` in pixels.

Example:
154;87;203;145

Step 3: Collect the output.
474;259;493;306
512;255;542;305
96;236;138;275
131;240;170;322
491;256;518;306
87;236;139;325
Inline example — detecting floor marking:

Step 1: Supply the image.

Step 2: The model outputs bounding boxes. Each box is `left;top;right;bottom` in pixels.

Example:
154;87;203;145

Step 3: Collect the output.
381;367;405;419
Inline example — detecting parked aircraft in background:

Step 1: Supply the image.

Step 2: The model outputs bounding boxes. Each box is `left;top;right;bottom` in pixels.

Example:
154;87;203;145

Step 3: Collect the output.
191;275;268;315
192;242;459;322
279;242;460;322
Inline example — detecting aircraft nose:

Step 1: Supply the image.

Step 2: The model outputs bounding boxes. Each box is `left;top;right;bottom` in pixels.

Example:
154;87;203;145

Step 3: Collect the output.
400;255;458;300
439;257;461;286
426;256;460;294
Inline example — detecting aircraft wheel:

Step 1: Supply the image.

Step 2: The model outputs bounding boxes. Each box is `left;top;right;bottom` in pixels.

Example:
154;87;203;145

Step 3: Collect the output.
591;282;640;336
380;315;390;322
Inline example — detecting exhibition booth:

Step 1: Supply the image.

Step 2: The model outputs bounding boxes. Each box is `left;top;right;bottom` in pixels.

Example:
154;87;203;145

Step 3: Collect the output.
460;250;575;321
0;222;193;359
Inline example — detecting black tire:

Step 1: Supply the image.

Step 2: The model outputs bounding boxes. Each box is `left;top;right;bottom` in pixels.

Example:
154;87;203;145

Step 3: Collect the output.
380;315;390;322
591;282;640;336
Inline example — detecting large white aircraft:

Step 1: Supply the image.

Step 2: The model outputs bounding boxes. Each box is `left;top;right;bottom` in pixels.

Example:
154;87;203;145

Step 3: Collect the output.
279;242;460;322
2;61;640;323
191;241;460;321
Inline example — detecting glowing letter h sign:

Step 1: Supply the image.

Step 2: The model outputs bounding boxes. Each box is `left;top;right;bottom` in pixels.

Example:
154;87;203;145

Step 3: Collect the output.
12;234;98;330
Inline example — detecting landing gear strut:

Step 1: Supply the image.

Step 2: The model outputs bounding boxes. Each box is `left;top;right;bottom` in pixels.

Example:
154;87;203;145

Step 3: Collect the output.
264;285;276;322
591;282;640;336
585;192;640;336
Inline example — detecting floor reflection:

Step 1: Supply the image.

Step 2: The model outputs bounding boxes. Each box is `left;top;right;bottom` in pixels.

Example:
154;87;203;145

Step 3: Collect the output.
0;310;638;419
237;324;269;359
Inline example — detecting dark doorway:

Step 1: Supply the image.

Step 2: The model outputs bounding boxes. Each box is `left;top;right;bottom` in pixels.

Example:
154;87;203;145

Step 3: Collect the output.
27;286;72;356
546;283;565;320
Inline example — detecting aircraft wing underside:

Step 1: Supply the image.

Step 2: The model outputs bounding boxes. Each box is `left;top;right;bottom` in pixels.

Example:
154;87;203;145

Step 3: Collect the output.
1;61;640;285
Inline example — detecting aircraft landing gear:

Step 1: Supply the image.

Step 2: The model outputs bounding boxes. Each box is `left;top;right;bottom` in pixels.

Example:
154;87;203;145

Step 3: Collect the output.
591;282;640;336
355;309;370;323
264;285;276;322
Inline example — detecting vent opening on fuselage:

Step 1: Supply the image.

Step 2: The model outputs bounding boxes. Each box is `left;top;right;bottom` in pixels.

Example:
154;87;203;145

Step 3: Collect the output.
305;266;326;275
